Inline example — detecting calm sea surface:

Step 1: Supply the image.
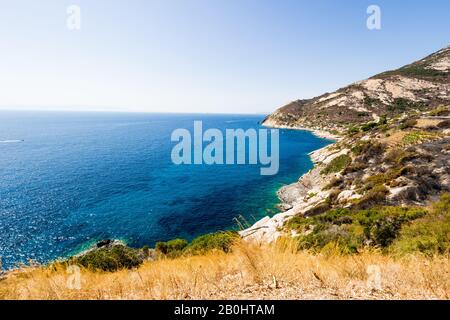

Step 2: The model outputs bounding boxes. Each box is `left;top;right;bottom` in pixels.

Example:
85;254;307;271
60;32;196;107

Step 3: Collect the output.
0;111;331;269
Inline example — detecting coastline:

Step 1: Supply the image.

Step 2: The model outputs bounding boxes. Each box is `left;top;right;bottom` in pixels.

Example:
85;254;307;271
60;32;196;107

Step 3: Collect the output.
261;118;342;141
240;121;339;242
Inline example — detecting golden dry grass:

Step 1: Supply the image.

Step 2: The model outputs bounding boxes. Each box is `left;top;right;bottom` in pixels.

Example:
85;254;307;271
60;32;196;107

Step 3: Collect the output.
415;118;444;129
1;241;449;300
380;131;408;147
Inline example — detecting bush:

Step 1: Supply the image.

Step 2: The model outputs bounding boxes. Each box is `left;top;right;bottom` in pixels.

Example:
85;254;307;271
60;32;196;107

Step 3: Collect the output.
353;185;390;209
356;207;426;247
384;148;411;164
287;206;427;253
402;131;437;145
398;65;446;78
399;119;417;130
361;121;378;132
429;105;449;117
156;238;188;256
388;98;424;113
351;141;369;155
342;161;367;174
391;194;450;255
185;231;238;255
356;142;386;162
364;167;409;188
298;224;362;254
321;154;352;175
347;126;360;134
304;202;331;217
71;245;145;272
363;96;381;107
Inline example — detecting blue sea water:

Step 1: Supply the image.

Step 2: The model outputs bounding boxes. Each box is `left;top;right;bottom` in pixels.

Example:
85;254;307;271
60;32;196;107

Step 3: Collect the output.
0;111;331;269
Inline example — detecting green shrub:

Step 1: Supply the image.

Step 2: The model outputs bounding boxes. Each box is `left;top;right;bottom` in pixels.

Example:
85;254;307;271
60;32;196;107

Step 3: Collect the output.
402;131;437;145
356;207;426;246
361;121;378;132
378;115;388;126
356;207;425;247
351;141;369;155
356;142;386;162
142;245;150;256
387;98;419;113
363;96;381;107
364;167;409;187
353;185;390;209
398;65;447;78
347;126;360;134
298;224;362;254
342;161;367;174
304;202;331;217
288;206;427;253
399;119;417;130
428;105;449;117
185;231;238;255
71;245;145;272
156;238;188;255
321;154;352;175
391;194;450;255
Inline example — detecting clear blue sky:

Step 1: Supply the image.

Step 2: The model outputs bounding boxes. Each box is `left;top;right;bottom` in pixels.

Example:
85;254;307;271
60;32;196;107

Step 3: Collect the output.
0;0;448;114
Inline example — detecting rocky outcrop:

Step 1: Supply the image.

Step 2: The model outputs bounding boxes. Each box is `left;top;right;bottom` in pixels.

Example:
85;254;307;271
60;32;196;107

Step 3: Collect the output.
241;111;450;242
263;46;450;133
240;147;336;242
241;46;450;243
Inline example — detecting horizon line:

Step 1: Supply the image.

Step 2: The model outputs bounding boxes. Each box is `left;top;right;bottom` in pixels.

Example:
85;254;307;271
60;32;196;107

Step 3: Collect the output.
0;107;269;117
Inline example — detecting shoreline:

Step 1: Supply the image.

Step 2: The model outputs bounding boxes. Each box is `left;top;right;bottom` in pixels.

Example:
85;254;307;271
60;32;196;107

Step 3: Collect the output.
240;121;339;242
1;121;337;271
261;119;342;141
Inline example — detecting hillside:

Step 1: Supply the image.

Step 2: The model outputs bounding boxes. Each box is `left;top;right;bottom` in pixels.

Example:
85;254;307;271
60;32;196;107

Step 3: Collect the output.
1;48;449;300
241;47;450;243
263;46;450;133
1;238;449;300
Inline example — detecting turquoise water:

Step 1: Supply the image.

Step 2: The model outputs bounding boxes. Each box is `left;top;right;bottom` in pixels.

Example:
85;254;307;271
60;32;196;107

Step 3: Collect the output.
0;111;331;269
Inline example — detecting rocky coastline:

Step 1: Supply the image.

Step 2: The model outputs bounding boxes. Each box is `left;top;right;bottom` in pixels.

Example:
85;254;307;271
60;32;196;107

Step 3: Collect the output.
240;46;450;244
239;135;340;242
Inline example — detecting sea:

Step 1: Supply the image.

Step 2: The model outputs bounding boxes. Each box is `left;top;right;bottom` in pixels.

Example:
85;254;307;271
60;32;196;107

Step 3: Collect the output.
0;111;331;269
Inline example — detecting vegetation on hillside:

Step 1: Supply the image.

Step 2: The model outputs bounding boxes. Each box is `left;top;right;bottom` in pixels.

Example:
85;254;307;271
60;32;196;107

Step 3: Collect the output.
286;195;449;255
1;48;448;299
69;245;145;272
1;240;448;300
156;231;238;257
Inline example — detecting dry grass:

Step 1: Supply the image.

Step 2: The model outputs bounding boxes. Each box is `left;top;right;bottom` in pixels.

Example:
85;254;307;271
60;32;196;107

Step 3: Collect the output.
380;131;408;147
415;118;443;129
0;241;448;300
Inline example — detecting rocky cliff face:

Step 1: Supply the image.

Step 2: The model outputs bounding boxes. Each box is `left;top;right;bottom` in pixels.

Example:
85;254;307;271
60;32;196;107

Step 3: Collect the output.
242;108;450;242
242;46;450;243
263;46;450;133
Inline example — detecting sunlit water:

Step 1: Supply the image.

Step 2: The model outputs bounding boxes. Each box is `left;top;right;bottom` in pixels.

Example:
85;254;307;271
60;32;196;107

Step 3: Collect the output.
0;111;331;269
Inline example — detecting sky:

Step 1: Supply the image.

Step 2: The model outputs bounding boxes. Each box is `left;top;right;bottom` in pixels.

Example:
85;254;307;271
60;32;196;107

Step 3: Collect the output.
0;0;448;114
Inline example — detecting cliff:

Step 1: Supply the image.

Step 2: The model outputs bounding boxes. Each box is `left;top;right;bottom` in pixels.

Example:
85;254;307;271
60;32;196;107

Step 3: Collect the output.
263;46;450;133
241;46;450;243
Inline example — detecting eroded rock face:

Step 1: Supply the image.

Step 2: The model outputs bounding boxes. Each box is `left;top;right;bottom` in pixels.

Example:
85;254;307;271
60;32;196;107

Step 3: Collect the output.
263;46;450;133
241;123;450;243
241;46;450;244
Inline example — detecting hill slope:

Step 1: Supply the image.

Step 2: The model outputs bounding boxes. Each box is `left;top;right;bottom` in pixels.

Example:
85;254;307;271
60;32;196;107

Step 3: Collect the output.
242;46;450;244
263;46;450;132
